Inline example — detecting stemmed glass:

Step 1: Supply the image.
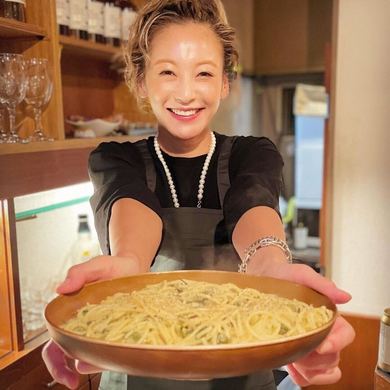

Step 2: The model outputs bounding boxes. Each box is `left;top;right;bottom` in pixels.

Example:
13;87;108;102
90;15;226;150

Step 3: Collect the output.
0;105;8;143
24;58;54;142
0;53;28;144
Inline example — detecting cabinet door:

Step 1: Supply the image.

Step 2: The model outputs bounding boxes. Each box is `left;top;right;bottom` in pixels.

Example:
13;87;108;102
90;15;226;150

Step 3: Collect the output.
254;0;332;74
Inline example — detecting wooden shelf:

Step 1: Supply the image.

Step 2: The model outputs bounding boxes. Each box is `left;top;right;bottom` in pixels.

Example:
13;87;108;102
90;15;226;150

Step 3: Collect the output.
0;134;151;156
59;35;122;61
0;16;46;40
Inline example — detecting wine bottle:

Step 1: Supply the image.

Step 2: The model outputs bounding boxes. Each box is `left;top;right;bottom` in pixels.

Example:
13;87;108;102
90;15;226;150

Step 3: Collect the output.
56;0;70;36
0;1;5;17
104;0;121;47
116;0;137;43
69;0;88;40
3;0;26;22
87;0;106;44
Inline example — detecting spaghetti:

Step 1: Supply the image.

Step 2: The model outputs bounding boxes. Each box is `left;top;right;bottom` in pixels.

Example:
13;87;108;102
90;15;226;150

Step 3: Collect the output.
61;279;333;346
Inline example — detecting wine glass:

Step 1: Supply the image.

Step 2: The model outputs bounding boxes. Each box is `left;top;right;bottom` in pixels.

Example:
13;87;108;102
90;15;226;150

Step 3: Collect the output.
0;53;28;144
0;105;8;143
24;58;54;142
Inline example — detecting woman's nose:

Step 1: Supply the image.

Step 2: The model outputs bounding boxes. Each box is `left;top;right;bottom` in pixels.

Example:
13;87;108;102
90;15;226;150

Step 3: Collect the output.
174;76;196;104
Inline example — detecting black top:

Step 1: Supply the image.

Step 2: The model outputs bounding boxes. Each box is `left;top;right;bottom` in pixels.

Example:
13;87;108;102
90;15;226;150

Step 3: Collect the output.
88;132;284;254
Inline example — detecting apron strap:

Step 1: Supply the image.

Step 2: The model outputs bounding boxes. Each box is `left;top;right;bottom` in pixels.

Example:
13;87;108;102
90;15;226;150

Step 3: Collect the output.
217;136;237;205
135;139;156;193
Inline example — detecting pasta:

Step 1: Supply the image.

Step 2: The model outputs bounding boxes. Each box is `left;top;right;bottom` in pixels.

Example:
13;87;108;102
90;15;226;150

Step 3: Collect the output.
61;279;333;346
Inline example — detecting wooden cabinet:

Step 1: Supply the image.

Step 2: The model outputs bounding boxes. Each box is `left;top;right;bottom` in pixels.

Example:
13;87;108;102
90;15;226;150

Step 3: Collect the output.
253;0;333;75
0;1;149;388
0;0;153;153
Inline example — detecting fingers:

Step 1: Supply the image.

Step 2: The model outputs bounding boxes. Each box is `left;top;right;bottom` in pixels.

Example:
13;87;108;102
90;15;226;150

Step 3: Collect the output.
287;316;355;386
42;340;79;389
316;316;356;354
75;360;103;374
56;256;112;294
292;350;340;371
288;363;342;386
274;263;352;304
287;363;310;387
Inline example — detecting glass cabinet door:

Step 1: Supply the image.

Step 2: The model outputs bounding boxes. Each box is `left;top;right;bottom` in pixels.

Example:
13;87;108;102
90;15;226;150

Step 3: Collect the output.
14;182;101;343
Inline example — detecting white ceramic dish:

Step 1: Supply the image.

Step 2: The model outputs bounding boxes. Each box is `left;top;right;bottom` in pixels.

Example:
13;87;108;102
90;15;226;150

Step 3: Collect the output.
66;119;121;137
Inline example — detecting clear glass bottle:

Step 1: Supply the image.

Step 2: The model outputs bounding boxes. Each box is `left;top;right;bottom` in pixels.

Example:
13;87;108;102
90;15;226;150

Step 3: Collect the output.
69;0;89;40
3;0;26;22
104;0;121;47
56;0;70;36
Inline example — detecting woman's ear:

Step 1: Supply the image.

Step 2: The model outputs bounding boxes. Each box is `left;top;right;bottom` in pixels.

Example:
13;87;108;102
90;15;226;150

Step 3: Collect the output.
137;78;148;99
221;74;230;100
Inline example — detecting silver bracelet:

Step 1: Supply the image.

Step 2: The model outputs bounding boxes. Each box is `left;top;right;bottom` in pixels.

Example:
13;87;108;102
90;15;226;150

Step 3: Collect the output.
238;236;292;273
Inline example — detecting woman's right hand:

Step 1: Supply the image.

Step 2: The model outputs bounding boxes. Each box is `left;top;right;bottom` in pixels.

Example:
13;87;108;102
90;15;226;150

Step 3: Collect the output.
42;254;145;389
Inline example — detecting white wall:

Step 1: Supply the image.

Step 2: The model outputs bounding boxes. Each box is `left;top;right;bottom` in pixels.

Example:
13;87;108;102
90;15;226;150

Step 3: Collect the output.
328;0;390;316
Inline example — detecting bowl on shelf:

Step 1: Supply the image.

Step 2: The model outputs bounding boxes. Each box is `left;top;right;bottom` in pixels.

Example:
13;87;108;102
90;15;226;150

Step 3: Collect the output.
44;270;336;380
66;118;121;138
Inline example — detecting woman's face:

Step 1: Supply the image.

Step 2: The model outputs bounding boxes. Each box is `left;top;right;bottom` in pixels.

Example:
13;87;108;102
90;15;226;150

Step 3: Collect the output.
140;22;229;142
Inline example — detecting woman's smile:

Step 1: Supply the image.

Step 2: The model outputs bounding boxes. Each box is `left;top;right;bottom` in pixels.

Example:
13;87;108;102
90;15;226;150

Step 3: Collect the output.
167;107;205;121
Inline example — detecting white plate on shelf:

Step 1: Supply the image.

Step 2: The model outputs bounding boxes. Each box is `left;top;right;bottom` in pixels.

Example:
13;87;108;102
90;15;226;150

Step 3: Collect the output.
66;119;121;137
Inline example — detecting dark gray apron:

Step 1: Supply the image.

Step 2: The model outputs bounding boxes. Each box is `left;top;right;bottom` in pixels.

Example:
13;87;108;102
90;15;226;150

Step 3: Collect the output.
125;138;276;390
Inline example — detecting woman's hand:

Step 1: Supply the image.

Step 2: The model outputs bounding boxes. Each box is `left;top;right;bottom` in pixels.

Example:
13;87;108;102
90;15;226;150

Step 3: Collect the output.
248;258;355;387
287;315;355;386
42;254;144;389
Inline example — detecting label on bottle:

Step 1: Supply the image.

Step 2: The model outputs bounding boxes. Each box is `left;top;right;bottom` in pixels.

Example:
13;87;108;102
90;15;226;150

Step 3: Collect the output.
69;0;88;31
104;3;121;39
88;0;104;35
378;311;390;372
121;8;137;41
56;0;70;26
5;0;26;4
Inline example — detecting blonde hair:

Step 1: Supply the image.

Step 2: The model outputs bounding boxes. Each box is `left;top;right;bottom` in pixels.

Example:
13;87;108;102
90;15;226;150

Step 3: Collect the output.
124;0;239;108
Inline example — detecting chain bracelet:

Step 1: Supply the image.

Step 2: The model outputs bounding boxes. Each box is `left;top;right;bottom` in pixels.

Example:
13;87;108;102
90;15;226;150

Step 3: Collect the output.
238;236;292;273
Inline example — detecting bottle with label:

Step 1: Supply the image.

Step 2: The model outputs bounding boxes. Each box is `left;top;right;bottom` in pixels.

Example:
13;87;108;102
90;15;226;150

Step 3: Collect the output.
3;0;26;22
56;0;70;36
88;0;106;43
69;0;88;40
378;308;390;373
57;214;101;282
104;0;121;47
116;0;137;42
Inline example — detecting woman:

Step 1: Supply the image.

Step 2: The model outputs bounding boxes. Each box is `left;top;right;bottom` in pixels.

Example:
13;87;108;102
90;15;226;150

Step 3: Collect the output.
42;1;355;389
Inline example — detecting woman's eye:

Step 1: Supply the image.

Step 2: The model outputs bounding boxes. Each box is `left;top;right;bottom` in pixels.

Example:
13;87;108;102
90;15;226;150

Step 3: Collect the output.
198;72;213;77
160;70;175;76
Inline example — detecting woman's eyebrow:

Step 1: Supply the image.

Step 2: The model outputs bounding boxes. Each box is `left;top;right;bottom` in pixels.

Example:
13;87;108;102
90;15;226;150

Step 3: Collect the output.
152;59;218;68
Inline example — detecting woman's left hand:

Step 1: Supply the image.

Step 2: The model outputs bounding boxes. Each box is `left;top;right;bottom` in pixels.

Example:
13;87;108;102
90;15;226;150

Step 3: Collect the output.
287;315;355;386
248;259;356;386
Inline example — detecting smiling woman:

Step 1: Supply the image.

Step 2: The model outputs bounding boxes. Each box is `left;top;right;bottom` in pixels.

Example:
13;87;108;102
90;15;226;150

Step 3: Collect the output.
41;1;355;389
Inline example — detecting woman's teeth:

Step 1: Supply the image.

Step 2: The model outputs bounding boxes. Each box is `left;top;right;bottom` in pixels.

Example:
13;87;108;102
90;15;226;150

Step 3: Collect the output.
170;109;199;116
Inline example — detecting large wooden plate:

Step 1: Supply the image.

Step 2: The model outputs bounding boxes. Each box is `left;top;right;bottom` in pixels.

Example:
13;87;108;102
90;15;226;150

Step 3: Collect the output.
44;270;337;380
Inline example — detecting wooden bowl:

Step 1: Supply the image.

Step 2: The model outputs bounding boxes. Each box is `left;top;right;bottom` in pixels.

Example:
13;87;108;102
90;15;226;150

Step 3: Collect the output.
44;270;337;380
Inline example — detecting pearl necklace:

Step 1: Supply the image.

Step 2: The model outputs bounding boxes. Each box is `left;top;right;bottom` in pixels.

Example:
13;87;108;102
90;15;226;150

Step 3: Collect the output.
153;132;216;208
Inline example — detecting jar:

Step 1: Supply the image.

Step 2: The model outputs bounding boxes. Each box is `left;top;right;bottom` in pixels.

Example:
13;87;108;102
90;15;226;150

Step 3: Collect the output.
378;307;390;373
3;0;26;22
